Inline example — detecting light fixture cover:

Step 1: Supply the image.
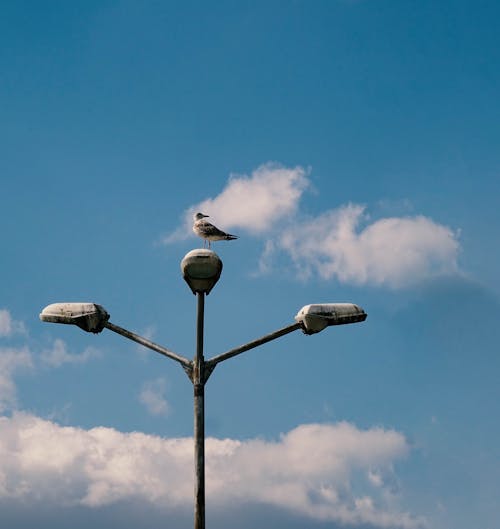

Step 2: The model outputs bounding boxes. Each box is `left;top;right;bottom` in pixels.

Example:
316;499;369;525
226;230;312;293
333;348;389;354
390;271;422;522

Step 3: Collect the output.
181;249;223;295
295;303;367;334
40;302;109;333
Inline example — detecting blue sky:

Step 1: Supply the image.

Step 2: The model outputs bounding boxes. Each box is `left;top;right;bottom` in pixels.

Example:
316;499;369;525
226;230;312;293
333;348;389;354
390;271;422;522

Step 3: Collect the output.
0;1;499;528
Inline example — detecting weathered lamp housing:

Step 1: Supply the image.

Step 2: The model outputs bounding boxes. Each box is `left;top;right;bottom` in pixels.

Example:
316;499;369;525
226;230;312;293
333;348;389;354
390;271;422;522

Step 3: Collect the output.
181;249;223;295
295;303;367;335
39;302;109;333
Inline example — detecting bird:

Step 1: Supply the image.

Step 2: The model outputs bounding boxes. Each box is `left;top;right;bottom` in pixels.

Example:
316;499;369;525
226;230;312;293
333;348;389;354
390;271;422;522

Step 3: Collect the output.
192;213;238;248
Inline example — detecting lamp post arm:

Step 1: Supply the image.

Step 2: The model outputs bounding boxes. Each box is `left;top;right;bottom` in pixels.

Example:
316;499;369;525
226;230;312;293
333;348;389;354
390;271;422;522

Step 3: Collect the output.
104;321;192;369
205;322;302;371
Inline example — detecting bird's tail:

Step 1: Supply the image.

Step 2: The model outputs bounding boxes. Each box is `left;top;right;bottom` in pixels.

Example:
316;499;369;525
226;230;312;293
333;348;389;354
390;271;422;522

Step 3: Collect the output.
225;234;238;240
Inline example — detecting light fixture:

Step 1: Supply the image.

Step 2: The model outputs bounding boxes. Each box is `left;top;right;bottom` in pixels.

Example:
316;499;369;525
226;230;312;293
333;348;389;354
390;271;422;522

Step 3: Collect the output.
39;302;109;333
295;303;367;334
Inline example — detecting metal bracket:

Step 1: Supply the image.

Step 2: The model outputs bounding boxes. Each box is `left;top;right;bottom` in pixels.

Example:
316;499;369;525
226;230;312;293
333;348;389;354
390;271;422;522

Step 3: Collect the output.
182;363;194;383
203;362;216;384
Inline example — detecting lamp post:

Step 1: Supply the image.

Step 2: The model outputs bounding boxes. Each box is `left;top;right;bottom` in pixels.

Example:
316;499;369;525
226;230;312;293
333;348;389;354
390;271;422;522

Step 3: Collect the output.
40;248;367;529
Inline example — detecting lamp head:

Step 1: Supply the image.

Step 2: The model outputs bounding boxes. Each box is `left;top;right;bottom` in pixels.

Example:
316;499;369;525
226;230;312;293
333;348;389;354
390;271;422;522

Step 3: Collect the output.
40;302;109;333
181;249;223;295
295;303;367;335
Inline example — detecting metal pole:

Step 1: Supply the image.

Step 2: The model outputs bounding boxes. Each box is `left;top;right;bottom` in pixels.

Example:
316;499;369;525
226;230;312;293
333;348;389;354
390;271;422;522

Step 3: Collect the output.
206;322;302;368
104;321;191;368
194;292;205;529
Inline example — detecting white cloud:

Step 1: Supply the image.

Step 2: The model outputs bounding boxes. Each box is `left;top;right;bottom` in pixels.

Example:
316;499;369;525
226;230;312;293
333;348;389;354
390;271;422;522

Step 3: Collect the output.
0;317;99;413
368;470;384;487
162;162;461;288
0;414;425;528
40;339;100;368
163;163;310;243
271;204;460;288
0;348;33;412
0;310;26;337
139;378;169;416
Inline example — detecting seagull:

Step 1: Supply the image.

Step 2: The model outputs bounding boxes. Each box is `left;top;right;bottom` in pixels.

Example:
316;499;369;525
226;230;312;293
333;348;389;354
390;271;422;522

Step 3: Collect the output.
192;213;238;248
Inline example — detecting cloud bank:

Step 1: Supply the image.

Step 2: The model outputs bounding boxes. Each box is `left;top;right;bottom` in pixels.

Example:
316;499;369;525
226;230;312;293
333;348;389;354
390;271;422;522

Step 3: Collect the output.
164;163;460;288
0;413;424;528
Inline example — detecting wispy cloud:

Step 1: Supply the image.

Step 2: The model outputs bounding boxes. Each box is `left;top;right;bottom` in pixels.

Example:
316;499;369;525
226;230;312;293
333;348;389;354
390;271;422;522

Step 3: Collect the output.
163;163;310;243
0;309;26;337
139;378;169;416
0;313;102;413
135;325;157;355
0;348;33;412
0;413;425;528
40;338;101;368
164;162;461;289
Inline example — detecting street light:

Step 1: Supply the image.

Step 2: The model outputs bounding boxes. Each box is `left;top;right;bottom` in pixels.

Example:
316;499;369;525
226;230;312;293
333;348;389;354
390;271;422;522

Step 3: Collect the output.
294;303;367;334
40;248;366;529
40;302;110;333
